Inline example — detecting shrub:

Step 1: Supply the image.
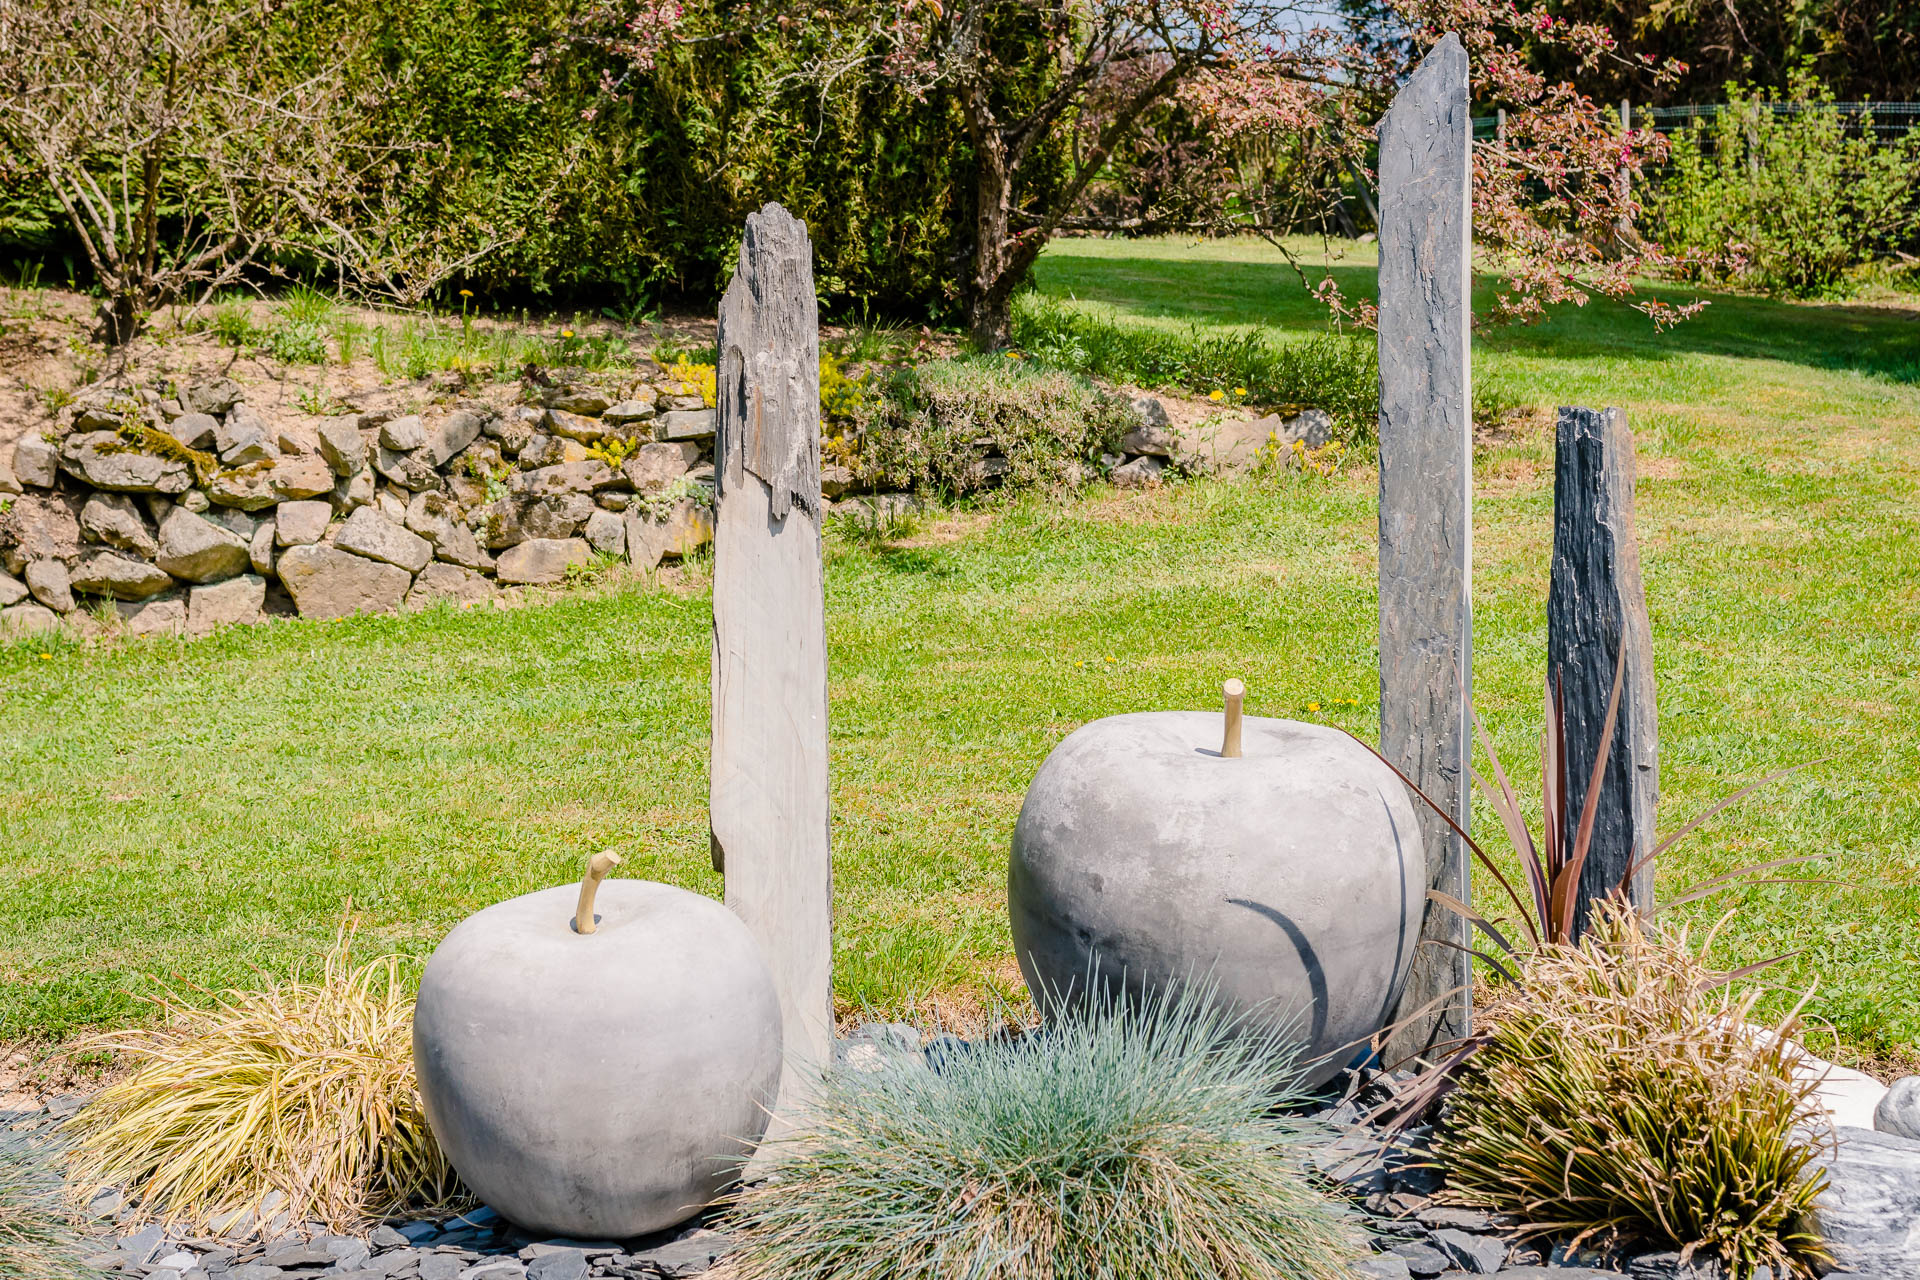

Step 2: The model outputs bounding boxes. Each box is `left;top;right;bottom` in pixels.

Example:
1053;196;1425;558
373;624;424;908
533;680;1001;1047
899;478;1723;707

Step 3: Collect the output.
725;985;1367;1280
1;1143;93;1280
1010;295;1380;445
854;357;1136;499
1648;71;1920;298
1435;902;1831;1278
64;926;462;1232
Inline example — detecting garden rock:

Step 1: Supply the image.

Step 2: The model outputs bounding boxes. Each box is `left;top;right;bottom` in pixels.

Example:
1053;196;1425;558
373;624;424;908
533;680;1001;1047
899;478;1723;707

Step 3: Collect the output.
0;571;24;606
375;445;443;492
428;411;486;466
188;573;266;635
1434;1228;1506;1274
268;454;336;501
1390;1241;1453;1276
1281;407;1336;448
118;596;186;636
277;544;413;619
550;390;612;416
622;442;698;494
819;463;854;498
517;434;568;469
1417;1207;1498;1233
60;431;194;493
1178;414;1277;473
73;552;173;600
603;399;656;424
1875;1076;1920;1139
0;601;59;635
26;558;74;611
248;521;275;573
275;500;331;547
13;435;58;487
316;420;367;476
628;1231;732;1278
624;499;712;570
216;407;274;466
0;494;82;572
206;465;280;511
1357;1257;1414;1280
1813;1126;1920;1275
583;509;625;557
495;537;591;584
336;507;432;573
1131;395;1171;427
380;415;428;451
1109;455;1164;488
434;520;495;572
545;409;610;444
525;1249;589;1280
408;562;496;608
511;460;615;498
333;470;375;513
654;409;716;442
157;508;251;583
1120;419;1177;457
525;493;594;540
165;412;218;451
80;493;159;557
183;378;243;416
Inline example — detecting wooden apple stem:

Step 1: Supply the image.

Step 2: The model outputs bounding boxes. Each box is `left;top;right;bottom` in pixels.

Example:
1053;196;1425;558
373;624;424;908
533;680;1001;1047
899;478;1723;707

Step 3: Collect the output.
574;850;623;935
1221;679;1245;759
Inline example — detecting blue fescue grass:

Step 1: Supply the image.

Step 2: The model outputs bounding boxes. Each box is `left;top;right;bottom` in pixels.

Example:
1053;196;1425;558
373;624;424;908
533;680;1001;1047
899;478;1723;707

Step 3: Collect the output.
725;984;1367;1280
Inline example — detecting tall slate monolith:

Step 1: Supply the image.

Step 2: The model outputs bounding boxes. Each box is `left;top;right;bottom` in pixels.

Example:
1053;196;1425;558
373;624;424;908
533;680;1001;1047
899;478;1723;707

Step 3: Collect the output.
710;203;833;1125
1376;33;1473;1061
1548;406;1657;933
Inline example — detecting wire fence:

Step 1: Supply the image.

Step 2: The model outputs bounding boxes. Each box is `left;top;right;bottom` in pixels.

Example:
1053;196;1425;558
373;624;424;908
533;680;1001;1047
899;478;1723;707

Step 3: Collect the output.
1471;102;1920;143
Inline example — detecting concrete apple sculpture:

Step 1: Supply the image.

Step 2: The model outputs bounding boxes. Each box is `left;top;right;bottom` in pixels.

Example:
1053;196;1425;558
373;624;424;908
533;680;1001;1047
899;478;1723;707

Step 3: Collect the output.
1008;681;1424;1086
413;853;783;1238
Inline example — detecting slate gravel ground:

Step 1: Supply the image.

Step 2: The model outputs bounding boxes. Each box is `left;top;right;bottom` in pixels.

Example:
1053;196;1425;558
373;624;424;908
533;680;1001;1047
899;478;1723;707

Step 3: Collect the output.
10;1033;1910;1280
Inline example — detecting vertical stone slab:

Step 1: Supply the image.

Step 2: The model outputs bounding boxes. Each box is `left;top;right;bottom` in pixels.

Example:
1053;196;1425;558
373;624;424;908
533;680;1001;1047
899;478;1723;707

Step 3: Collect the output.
711;203;832;1124
1376;33;1473;1059
1548;406;1657;933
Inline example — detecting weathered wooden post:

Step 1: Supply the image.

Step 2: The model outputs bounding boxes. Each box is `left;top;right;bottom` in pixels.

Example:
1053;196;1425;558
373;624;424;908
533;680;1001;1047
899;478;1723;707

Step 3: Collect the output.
1548;406;1657;932
1377;32;1473;1059
710;203;834;1121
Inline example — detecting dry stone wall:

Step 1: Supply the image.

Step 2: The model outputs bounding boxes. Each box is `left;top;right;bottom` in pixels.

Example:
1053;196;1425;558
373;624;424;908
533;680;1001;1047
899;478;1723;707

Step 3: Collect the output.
0;379;720;640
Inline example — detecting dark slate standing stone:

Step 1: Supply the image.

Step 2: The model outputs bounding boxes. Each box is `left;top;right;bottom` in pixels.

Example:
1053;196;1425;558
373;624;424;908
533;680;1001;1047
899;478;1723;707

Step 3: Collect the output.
1549;406;1658;933
710;202;835;1136
1376;31;1474;1057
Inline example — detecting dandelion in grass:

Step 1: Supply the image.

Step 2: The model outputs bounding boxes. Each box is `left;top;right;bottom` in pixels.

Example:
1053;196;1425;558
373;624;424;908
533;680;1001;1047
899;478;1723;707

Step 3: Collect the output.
726;982;1367;1280
1208;388;1225;401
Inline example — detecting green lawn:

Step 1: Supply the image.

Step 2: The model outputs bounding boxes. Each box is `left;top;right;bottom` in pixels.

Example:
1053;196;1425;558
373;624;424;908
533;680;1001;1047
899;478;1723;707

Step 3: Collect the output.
2;237;1916;1073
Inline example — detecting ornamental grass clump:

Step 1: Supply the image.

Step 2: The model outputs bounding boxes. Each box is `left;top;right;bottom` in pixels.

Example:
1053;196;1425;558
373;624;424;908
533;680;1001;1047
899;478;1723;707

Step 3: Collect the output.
64;926;462;1232
1435;902;1831;1279
726;985;1367;1280
1;1144;94;1280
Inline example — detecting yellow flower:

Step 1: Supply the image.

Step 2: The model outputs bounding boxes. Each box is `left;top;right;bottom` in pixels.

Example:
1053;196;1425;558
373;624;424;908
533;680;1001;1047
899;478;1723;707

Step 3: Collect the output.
459;289;473;298
1307;702;1320;712
1208;389;1225;401
38;653;52;660
1006;351;1024;360
1232;386;1247;396
1104;655;1116;663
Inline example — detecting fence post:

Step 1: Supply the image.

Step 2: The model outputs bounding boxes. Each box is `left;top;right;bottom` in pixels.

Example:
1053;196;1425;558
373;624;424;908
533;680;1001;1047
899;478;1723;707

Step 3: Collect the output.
1377;32;1474;1059
1548;407;1658;932
710;203;834;1128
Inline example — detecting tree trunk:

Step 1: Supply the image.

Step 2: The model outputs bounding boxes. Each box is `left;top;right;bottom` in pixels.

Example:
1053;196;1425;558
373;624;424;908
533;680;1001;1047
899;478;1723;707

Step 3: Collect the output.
967;124;1016;351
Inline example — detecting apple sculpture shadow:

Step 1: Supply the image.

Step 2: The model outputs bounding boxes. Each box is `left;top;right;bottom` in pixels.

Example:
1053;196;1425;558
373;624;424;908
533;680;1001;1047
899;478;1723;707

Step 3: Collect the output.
413;854;783;1239
1008;683;1424;1086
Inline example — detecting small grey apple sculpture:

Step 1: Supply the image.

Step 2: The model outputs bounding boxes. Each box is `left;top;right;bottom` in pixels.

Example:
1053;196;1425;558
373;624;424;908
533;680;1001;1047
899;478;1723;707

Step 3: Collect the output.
1009;681;1424;1086
413;853;783;1238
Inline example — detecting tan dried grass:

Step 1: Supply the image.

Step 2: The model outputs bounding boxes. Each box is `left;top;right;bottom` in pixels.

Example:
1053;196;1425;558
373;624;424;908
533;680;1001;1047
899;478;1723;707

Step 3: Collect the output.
63;925;462;1233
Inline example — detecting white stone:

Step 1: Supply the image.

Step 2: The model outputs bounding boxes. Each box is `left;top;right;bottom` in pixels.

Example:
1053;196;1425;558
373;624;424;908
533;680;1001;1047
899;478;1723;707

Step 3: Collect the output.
494;537;590;585
275;500;331;547
583;509;625;558
25;559;74;612
380;415;427;451
277;544;412;619
12;436;58;487
188;574;266;636
335;506;432;573
1876;1076;1920;1140
156;507;251;583
117;596;186;637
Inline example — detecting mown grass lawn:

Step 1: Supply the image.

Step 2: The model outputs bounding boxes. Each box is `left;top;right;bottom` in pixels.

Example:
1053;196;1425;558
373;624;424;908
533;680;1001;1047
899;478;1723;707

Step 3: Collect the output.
2;237;1916;1072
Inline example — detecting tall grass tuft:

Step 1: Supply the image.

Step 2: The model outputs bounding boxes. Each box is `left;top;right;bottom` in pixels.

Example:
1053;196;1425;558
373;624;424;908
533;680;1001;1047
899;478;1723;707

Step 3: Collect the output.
1435;901;1831;1279
1;1143;94;1280
725;985;1367;1280
64;925;462;1233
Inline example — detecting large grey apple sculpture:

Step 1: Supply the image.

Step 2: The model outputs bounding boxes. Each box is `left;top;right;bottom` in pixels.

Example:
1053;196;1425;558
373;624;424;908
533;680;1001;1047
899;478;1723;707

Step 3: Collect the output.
1008;681;1424;1086
413;853;783;1238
